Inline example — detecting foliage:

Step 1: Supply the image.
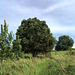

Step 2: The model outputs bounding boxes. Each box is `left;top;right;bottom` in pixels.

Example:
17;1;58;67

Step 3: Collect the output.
24;53;32;59
68;47;72;55
0;20;13;61
37;53;45;58
0;19;75;75
49;33;56;50
55;35;74;51
0;52;75;75
10;53;19;60
12;35;22;58
49;33;57;58
16;17;55;56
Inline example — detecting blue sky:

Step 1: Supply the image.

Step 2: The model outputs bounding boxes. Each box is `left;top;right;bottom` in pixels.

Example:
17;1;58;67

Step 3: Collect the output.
0;0;75;48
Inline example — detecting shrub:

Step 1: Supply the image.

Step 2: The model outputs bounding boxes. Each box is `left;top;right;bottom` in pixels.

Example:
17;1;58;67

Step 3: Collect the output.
24;54;32;59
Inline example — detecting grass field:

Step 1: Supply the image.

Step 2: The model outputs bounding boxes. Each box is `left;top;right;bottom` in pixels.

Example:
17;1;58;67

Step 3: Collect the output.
0;50;75;75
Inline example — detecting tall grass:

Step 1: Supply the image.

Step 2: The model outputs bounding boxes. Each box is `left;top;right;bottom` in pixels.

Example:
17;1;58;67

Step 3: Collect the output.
0;50;75;75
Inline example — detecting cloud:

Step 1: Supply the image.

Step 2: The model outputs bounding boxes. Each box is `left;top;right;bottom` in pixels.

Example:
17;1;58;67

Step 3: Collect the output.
3;0;43;17
44;0;73;13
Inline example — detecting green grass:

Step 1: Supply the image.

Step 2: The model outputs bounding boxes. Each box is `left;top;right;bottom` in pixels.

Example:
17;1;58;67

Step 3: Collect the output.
0;50;75;75
51;50;75;56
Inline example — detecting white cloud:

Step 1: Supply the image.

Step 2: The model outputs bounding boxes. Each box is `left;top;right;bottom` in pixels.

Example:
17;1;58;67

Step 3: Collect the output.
4;0;42;16
44;0;75;13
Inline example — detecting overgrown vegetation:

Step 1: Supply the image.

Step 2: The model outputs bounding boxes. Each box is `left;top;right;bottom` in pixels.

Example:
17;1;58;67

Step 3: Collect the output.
0;18;75;75
0;18;56;60
0;50;75;75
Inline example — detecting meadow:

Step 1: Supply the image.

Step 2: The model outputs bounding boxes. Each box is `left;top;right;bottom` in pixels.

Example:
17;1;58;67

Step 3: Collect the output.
0;50;75;75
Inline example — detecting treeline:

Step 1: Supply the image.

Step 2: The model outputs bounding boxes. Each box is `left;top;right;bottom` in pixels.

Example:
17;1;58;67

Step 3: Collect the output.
0;17;74;61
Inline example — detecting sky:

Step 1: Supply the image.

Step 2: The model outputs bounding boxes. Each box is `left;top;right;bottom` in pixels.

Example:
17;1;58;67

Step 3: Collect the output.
0;0;75;48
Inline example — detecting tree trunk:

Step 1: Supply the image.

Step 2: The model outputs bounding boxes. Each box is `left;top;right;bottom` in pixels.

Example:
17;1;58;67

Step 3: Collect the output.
32;52;36;57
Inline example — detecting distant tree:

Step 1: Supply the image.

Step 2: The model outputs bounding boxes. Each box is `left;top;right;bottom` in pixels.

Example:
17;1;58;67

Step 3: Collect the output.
16;17;55;56
0;20;13;61
55;35;74;51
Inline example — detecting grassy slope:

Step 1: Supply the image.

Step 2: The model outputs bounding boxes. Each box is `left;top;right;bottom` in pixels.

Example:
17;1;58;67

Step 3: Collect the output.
0;50;75;75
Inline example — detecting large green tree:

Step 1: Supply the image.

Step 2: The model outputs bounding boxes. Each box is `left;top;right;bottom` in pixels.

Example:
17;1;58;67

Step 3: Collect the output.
0;20;13;60
16;17;54;56
55;35;74;51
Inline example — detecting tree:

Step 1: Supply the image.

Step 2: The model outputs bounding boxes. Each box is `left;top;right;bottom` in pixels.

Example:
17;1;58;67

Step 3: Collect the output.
50;33;56;57
42;33;56;58
16;17;54;56
0;20;13;61
55;35;74;51
12;35;22;56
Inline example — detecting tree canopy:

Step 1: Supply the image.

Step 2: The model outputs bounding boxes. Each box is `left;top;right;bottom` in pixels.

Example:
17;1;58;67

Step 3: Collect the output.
55;35;74;51
16;17;55;56
0;20;13;60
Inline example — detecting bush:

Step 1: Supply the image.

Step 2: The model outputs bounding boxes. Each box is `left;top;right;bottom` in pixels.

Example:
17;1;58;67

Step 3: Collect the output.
37;54;45;58
18;52;25;58
24;54;32;59
10;53;19;60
